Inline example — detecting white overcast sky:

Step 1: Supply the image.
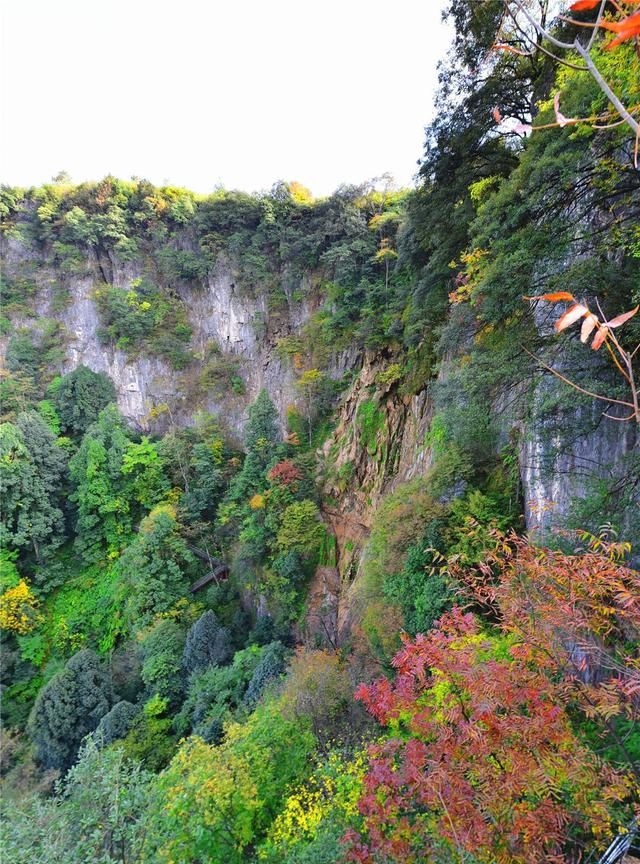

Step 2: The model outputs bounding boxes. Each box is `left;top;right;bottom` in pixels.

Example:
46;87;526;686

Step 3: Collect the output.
1;0;449;196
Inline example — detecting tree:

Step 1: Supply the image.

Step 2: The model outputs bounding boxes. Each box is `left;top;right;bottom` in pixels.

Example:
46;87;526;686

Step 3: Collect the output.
53;365;116;438
182;609;233;677
94;700;139;747
179;440;225;523
2;738;156;864
149;699;315;864
276;500;325;559
137;619;187;703
121;436;169;508
244;640;288;708
497;1;640;140
69;405;133;562
0;412;66;574
176;645;263;737
116;505;194;632
28;649;113;772
295;369;328;446
347;609;633;864
0;578;43;634
224;388;282;510
245;388;280;452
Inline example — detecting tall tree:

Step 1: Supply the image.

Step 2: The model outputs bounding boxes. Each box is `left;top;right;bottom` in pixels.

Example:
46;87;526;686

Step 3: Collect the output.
53;365;116;438
0;412;66;577
68;404;133;562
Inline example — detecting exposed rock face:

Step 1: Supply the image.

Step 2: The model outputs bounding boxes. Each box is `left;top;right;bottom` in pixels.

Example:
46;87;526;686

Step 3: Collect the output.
0;239;348;439
2;235;636;569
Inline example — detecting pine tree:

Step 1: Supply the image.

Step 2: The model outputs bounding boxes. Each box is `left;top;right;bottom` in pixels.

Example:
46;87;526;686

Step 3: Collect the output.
28;649;113;772
182;610;232;677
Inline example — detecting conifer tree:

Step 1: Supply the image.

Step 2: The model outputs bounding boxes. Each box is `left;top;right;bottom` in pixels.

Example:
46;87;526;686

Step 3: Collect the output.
182;610;232;677
28;649;113;772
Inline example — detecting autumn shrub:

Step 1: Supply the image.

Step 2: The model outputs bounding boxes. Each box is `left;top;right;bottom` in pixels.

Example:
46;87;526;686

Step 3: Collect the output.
347;609;634;864
148;698;315;864
279;648;367;750
259;750;367;863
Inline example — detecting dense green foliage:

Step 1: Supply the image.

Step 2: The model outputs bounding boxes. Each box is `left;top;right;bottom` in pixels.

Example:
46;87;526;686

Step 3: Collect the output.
1;4;639;861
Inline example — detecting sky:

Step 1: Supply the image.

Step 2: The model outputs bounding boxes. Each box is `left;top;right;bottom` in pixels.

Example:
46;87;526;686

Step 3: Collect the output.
0;0;450;197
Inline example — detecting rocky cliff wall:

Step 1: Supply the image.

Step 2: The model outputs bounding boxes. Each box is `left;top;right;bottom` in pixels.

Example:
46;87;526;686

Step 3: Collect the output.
2;235;636;562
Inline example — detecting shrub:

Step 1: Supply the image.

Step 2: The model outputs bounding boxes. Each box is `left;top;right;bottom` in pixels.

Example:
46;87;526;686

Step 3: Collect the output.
94;700;139;747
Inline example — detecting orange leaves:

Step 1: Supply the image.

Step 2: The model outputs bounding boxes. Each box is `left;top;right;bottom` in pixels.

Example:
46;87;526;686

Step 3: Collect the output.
528;292;639;353
580;313;598;342
527;291;574;302
569;0;603;9
555;302;590;331
608;305;640;328
601;10;640;48
592;326;610;350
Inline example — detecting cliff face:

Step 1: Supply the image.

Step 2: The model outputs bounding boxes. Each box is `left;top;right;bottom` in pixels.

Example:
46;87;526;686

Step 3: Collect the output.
0;235;354;440
1;234;636;561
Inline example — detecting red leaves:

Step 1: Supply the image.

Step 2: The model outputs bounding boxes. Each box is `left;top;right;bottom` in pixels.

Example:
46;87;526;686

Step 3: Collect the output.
267;459;303;487
601;10;640;48
346;591;634;863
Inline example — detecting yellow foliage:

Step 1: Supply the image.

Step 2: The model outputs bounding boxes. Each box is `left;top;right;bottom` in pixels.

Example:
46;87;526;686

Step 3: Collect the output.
261;750;366;856
0;579;43;634
141;502;177;532
249;494;266;510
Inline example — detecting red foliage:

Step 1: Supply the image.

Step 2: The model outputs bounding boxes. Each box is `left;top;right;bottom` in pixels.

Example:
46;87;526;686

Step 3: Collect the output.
346;536;640;863
451;529;640;721
267;459;303;488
